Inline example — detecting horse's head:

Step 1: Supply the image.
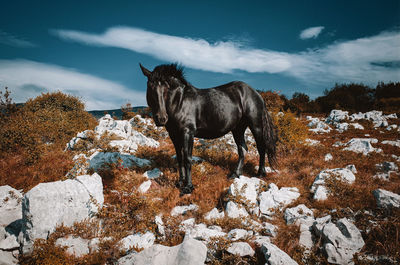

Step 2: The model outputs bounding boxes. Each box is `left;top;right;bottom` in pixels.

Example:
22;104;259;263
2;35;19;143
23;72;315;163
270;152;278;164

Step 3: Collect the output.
140;63;186;126
140;64;169;126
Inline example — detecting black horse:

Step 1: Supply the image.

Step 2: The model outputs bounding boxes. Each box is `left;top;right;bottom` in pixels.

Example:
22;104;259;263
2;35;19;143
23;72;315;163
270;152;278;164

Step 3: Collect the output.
140;63;278;194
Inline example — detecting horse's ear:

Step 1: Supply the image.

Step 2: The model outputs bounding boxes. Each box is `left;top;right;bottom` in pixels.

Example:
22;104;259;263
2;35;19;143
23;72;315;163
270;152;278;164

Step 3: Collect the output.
139;63;151;78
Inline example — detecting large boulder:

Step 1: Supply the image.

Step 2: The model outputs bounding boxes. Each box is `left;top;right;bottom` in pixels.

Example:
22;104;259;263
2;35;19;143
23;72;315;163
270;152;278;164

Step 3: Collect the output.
55;236;90;257
89;151;151;171
319;218;365;264
95;114;132;139
341;138;382;155
117;236;207;265
21;173;104;254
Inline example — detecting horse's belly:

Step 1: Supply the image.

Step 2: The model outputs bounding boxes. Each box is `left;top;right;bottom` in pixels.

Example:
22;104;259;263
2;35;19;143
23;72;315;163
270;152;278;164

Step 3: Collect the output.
195;128;232;139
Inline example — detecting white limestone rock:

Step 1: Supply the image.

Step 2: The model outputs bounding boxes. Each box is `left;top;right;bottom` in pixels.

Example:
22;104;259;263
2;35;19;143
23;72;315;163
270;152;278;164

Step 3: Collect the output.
341;138;382;155
382;140;400;148
225;201;249;218
186;224;226;241
204;208;224;221
326;110;349;124
117;236;207;265
154;215;165;239
324;153;333;161
21;173;104;254
373;189;400;208
0;185;23;228
144;168;163;179
311;167;356;201
308;118;332;134
228;175;262;205
0;249;18;265
304;138;320;146
119;232;156;252
227;229;253;241
138;180;152;194
258;183;300;216
227;242;255;257
284;204;314;225
321;218;365;264
171;204;199;217
55;236;90;257
261;242;298;265
95;114;132;139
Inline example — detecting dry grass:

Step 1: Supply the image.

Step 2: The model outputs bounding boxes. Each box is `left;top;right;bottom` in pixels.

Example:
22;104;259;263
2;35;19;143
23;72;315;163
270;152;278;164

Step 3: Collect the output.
10;105;400;264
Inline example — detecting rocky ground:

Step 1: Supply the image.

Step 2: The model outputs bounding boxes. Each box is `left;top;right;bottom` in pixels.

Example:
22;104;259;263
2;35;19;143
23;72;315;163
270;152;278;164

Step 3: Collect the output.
0;110;399;264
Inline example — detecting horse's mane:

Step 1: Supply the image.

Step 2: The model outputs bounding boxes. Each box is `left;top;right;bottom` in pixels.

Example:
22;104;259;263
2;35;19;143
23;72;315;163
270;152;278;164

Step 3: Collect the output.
152;64;189;86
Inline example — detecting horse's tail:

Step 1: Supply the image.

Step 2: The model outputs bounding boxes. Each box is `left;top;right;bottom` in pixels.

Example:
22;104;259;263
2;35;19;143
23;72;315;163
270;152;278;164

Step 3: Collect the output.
262;108;278;169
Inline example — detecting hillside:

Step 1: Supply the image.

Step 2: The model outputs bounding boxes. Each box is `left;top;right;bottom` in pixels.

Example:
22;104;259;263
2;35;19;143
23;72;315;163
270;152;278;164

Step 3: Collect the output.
0;106;399;264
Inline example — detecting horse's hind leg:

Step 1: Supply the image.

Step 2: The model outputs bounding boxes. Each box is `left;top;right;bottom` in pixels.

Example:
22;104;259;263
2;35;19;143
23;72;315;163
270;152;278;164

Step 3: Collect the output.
250;126;267;177
230;125;248;179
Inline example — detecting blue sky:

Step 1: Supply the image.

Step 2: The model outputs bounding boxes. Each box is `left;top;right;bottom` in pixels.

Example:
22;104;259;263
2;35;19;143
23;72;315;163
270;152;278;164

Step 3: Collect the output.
0;0;399;110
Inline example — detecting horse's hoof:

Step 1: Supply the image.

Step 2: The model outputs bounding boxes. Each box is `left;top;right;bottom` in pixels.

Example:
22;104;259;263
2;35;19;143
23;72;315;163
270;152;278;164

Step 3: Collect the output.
257;170;267;178
229;172;240;179
180;185;194;195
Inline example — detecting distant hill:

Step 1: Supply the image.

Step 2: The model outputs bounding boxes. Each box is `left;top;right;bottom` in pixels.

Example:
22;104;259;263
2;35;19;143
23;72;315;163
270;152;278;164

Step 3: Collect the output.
88;106;147;119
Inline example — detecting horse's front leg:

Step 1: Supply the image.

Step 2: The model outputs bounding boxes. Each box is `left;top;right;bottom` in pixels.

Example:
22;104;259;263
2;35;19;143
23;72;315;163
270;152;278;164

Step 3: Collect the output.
170;132;185;188
181;128;194;194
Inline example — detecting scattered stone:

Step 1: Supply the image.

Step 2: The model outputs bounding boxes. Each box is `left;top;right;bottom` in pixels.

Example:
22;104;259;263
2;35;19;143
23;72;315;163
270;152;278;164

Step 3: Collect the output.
373;189;400;208
308;118;332;134
21;173;104;254
186;224;226;242
345;164;358;174
335;122;349;132
304;138;320;146
180;218;196;231
258;183;300;215
261;242;298;265
225;201;249;218
138;180;152;193
310;167;356;201
154;215;165;239
351;123;364;130
284;204;314;225
253;235;271;246
326;110;349;124
298;217;315;249
143;168;163;179
204;208;224;221
382;140;400;148
386;124;398;131
119;232;155;252
227;229;253;241
171;204;199;217
374;162;399;181
117;236;207;265
262;222;277;237
228;175;262;205
341;138;382;155
324;153;333;161
227;242;255;257
55;236;90;257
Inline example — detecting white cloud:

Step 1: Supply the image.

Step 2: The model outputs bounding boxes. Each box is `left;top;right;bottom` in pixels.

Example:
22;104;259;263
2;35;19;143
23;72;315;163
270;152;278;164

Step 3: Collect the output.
299;26;325;40
0;59;146;110
0;30;37;48
52;27;294;74
53;26;400;88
